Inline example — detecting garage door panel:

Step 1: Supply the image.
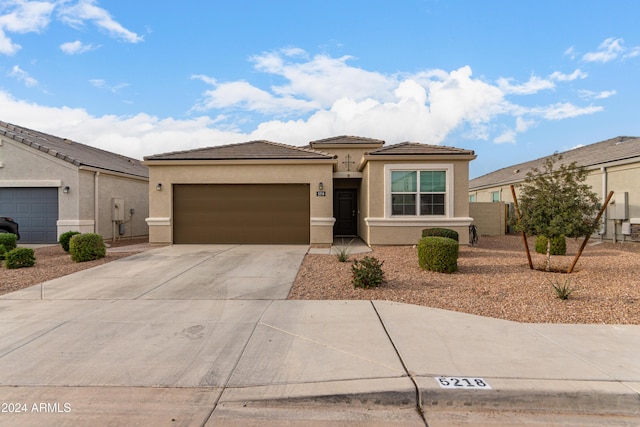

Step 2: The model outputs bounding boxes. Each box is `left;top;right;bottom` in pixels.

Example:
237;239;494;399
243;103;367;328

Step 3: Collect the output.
0;187;59;243
173;184;310;244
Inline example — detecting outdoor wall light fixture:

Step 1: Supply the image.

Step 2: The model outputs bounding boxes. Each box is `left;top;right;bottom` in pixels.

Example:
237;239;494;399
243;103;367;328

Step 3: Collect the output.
156;183;163;191
63;186;70;194
318;182;324;191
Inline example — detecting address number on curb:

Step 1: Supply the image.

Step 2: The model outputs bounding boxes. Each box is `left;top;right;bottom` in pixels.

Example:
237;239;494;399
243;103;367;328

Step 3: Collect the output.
435;377;491;389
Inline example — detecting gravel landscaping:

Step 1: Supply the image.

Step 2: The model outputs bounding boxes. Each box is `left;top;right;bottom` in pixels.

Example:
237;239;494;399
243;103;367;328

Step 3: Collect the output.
289;235;640;325
2;235;638;324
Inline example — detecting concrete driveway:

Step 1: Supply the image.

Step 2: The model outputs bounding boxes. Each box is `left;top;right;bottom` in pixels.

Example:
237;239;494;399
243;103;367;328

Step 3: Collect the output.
1;244;639;426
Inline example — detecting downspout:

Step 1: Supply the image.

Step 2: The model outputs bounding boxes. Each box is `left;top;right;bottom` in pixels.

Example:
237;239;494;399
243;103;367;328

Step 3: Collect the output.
94;171;100;234
600;167;607;240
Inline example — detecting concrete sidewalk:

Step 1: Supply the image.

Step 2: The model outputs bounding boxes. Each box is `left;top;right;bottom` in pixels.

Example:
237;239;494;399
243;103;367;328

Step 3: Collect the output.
0;245;638;426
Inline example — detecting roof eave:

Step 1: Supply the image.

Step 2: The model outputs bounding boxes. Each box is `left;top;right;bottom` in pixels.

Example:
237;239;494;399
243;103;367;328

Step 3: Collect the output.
143;158;338;166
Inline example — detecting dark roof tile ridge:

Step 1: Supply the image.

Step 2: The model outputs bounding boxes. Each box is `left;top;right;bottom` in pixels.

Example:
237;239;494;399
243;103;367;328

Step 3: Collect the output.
310;135;386;144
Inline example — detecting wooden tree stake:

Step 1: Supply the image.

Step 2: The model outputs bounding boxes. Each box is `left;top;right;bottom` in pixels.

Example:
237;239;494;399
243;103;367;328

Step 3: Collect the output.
567;190;614;274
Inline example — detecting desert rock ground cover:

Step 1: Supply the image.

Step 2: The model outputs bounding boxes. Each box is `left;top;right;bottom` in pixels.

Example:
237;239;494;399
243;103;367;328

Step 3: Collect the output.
289;235;640;324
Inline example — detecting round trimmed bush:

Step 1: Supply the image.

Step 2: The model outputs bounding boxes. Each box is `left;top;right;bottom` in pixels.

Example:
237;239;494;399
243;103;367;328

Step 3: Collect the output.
69;233;106;262
59;231;81;252
421;228;459;242
5;247;35;269
418;236;459;273
535;235;566;255
0;233;17;252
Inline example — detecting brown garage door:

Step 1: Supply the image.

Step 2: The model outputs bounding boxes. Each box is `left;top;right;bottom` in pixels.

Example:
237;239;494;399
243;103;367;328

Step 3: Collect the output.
173;184;310;244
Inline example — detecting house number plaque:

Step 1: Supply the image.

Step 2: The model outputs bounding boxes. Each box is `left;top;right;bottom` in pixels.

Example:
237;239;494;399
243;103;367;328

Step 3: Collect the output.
435;377;491;389
316;191;326;197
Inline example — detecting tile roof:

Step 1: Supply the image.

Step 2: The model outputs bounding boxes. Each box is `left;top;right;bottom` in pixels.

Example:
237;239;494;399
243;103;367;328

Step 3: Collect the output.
470;136;640;190
368;141;475;156
309;135;385;145
0;121;148;178
144;140;336;161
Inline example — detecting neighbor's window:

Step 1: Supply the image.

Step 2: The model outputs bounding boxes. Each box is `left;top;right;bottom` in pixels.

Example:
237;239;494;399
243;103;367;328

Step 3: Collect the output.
391;170;446;216
469;194;476;202
491;191;500;202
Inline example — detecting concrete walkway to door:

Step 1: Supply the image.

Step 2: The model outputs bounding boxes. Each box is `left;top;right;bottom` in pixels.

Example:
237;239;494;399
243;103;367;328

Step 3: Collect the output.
0;244;639;426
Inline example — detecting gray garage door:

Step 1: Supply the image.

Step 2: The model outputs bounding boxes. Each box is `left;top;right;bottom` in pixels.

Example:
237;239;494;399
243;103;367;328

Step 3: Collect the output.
173;184;310;244
0;187;59;243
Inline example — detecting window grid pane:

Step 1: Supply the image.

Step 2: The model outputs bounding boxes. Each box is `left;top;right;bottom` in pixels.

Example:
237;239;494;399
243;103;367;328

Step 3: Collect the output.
420;194;445;216
392;194;416;215
391;171;417;192
420;171;446;193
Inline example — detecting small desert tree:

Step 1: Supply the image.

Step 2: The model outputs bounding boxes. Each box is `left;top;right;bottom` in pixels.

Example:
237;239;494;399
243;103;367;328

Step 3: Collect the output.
515;154;600;271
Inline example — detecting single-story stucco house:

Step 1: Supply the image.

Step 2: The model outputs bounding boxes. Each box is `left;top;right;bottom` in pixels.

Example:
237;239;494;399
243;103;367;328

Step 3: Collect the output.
144;136;476;246
0;121;149;243
469;136;640;241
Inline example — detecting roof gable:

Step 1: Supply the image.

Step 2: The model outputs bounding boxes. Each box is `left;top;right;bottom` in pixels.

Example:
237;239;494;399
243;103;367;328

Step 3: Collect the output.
144;140;335;161
0;121;148;178
368;142;475;156
309;135;385;146
470;136;640;190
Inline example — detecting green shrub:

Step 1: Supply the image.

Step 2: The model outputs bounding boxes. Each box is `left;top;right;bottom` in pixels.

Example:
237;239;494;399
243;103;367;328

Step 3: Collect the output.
0;244;6;261
352;256;385;288
69;233;106;262
418;236;459;273
0;233;18;252
421;228;459;242
535;235;567;255
5;247;35;269
59;231;81;252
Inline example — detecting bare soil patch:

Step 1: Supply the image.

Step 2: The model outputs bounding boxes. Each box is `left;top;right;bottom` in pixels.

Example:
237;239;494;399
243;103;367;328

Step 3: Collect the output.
0;238;149;296
289;235;640;324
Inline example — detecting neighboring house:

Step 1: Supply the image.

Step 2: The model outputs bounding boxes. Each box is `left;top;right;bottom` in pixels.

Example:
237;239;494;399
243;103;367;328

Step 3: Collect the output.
0;121;149;243
469;136;640;241
144;136;476;245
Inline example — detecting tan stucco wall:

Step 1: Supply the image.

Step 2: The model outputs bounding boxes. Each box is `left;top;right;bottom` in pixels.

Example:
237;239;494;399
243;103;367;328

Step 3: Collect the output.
146;162;334;244
362;159;473;245
1;138;148;241
469;202;506;236
92;172;150;240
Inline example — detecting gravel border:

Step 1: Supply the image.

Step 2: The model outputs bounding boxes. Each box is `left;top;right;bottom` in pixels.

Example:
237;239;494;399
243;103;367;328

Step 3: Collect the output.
289;235;640;324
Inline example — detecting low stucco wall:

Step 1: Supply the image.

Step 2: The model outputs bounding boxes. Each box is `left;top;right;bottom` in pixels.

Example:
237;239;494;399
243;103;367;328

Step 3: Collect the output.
469;202;506;236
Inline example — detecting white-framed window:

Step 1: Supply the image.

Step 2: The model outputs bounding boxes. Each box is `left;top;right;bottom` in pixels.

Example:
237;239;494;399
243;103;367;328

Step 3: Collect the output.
491;191;500;202
469;194;476;202
385;164;453;218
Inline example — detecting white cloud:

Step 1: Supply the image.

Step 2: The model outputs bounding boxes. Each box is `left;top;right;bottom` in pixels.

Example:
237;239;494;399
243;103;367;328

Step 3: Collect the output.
0;47;606;159
89;78;129;93
9;64;37;87
0;0;56;54
0;0;140;56
578;89;617;100
515;117;535;132
497;75;555;95
57;0;143;43
60;39;95;54
494;129;516;144
550;69;587;81
582;37;631;63
564;46;577;60
532;102;603;120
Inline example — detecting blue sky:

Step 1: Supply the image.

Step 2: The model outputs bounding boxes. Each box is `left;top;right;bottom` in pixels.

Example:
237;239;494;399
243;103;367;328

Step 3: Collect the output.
1;0;639;178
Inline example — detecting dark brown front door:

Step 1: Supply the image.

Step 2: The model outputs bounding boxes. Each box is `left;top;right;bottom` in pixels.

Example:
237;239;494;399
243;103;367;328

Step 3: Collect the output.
334;189;357;236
